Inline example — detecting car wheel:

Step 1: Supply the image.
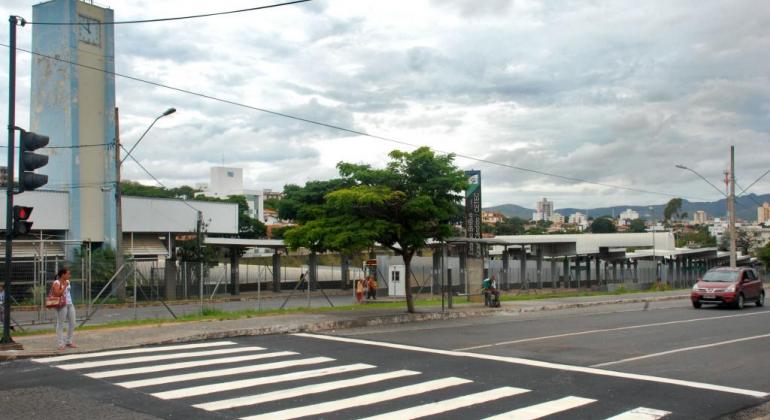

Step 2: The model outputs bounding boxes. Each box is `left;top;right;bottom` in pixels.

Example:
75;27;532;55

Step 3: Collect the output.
736;293;745;310
757;292;765;307
692;301;702;309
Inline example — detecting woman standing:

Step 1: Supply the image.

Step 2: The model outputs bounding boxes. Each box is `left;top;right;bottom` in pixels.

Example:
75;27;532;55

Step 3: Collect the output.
51;267;76;350
355;278;364;303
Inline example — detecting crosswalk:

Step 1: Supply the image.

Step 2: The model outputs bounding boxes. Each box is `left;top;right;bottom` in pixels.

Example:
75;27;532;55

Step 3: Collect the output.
33;340;672;419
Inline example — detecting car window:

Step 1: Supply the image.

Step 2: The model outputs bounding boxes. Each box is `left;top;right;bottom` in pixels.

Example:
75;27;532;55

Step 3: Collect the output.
702;271;739;282
746;270;757;280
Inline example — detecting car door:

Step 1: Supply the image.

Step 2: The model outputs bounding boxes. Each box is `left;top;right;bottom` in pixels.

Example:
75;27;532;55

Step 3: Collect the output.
743;270;759;300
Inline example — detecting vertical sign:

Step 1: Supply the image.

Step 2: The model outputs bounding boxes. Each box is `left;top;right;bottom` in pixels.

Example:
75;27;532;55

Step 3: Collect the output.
465;170;481;241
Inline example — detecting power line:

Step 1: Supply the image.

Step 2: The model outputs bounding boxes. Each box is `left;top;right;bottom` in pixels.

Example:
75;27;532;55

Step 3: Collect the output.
23;0;312;25
2;43;709;201
0;143;114;149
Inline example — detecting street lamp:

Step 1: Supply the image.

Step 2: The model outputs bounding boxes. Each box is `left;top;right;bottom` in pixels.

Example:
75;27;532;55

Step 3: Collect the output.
676;158;736;268
114;107;177;298
120;107;176;164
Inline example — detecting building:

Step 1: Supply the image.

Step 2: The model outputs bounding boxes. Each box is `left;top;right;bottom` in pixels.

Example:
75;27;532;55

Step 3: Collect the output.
31;0;117;251
549;212;565;224
619;209;639;221
568;212;587;226
481;211;504;226
693;210;708;225
758;202;770;225
532;197;554;221
263;189;283;201
201;167;264;223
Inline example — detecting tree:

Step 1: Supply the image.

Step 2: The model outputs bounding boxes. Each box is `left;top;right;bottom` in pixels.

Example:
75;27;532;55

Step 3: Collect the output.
590;217;617;233
495;216;525;235
719;229;761;254
757;242;770;268
663;198;684;222
283;147;466;313
628;218;647;233
676;225;716;248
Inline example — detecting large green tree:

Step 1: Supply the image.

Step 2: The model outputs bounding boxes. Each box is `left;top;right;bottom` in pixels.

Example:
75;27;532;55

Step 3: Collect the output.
284;147;466;312
663;198;685;222
628;218;647;233
590;217;617;233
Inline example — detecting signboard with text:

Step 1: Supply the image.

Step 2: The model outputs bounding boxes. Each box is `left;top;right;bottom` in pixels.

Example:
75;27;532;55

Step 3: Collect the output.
464;170;481;240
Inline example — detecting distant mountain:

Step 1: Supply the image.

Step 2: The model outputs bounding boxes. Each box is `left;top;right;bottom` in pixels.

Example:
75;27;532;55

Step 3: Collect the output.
486;193;770;222
485;204;534;219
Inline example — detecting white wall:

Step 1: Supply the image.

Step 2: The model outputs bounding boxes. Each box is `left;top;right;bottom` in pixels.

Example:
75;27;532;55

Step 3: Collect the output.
122;196;238;234
0;189;69;230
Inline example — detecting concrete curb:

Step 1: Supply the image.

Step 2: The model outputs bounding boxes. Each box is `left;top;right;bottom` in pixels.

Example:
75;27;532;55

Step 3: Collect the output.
0;293;689;361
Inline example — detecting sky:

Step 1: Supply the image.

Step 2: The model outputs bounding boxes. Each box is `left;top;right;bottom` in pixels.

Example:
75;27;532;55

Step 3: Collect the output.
1;0;768;210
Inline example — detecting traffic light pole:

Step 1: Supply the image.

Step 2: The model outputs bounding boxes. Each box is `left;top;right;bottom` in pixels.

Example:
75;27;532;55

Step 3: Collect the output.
2;16;20;346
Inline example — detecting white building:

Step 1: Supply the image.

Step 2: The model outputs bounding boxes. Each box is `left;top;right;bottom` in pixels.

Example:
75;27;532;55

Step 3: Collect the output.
549;212;565;224
532;197;554;221
619;209;639;221
202;167;265;223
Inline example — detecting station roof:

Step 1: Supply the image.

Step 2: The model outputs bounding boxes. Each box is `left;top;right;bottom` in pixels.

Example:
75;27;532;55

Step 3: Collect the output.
204;237;286;249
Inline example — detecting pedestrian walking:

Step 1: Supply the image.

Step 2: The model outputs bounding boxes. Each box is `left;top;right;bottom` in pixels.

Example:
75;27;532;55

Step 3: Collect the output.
366;276;378;300
51;267;76;350
355;278;365;303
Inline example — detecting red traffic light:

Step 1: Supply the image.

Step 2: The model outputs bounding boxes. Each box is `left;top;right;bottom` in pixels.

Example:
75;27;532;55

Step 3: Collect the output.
13;205;33;221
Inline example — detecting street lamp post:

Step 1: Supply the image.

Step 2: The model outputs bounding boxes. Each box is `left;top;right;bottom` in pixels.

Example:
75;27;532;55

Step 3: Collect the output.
676;152;736;268
114;108;176;299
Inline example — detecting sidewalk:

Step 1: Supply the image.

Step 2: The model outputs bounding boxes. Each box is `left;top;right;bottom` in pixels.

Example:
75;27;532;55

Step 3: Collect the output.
0;290;689;360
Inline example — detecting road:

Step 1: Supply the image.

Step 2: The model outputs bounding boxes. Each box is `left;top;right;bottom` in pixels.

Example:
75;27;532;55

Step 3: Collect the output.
2;299;768;419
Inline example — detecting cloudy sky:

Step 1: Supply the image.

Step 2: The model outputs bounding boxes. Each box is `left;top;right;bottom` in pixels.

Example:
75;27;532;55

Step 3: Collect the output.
1;0;769;210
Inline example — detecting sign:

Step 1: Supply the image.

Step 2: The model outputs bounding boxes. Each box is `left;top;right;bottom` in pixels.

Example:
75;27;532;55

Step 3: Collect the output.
464;170;482;240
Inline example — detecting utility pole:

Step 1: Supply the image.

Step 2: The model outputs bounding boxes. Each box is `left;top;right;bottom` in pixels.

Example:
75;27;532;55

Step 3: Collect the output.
114;107;124;298
728;145;737;268
2;16;20;347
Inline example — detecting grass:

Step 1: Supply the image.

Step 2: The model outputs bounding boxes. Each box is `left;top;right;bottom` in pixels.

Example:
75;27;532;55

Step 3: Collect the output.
9;287;683;337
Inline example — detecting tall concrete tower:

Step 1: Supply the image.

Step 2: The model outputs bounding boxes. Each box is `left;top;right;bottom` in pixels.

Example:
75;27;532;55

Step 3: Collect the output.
30;0;117;249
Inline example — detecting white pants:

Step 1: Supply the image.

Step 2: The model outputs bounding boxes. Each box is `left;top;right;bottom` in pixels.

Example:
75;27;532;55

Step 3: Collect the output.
56;304;76;346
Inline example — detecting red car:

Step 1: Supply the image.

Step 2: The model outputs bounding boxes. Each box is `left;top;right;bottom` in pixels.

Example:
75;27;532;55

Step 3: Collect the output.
691;267;765;309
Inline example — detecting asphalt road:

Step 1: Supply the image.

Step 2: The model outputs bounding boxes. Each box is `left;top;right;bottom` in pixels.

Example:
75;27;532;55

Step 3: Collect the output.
2;299;768;419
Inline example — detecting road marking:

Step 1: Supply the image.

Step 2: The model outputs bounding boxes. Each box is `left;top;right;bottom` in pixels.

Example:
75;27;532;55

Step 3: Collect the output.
195;369;420;411
606;406;671;419
89;351;297;379
455;310;770;351
484;396;596;420
152;363;375;400
591;333;770;367
115;355;331;388
359;386;529;420
55;346;265;370
240;377;472;420
293;333;769;398
32;341;240;363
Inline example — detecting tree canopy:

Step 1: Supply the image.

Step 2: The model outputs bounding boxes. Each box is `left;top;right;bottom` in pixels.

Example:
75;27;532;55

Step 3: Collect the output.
283;147;466;312
628;218;647;233
589;217;617;233
663;198;685;222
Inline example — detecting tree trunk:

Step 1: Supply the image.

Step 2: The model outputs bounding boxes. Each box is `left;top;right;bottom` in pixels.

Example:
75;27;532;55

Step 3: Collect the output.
403;252;415;313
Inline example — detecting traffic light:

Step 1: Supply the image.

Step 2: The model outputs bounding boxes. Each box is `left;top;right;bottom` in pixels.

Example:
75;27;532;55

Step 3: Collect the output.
12;205;33;236
18;130;49;192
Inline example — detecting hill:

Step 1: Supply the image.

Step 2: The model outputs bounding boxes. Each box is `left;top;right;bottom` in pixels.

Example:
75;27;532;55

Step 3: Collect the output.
486;193;769;222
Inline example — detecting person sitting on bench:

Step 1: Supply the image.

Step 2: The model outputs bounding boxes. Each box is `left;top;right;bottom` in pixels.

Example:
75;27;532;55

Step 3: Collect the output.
482;275;500;307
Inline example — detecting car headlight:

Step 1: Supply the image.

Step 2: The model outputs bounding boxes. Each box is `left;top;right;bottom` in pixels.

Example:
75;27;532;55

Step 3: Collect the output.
725;285;735;293
692;284;699;291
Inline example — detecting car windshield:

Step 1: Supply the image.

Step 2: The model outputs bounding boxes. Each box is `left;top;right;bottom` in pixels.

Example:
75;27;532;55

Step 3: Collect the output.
702;271;739;282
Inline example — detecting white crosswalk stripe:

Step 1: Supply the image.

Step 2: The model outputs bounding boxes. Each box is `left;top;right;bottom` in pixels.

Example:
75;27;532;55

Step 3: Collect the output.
55;346;265;370
240;377;473;420
151;363;375;400
359;386;530;420
32;341;240;363
90;351;298;379
116;356;334;388
484;396;597;420
606;407;671;419
194;369;421;411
